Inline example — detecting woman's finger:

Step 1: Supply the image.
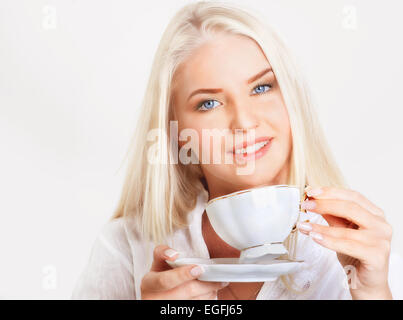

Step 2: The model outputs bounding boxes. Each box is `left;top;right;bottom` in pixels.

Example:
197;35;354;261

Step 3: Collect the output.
191;290;218;300
301;198;381;229
321;214;350;228
145;281;227;300
305;186;385;217
167;280;229;299
142;264;204;292
297;222;379;246
150;245;180;272
307;231;378;264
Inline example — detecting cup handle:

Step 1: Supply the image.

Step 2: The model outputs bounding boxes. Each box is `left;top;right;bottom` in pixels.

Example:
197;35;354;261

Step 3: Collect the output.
299;188;308;213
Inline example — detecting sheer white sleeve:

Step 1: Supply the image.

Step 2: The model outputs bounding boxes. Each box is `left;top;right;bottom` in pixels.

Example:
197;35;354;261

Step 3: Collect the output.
293;211;353;300
71;219;136;299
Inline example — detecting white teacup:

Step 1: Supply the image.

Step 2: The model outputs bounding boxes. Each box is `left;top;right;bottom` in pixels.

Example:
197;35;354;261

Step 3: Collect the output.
205;184;301;262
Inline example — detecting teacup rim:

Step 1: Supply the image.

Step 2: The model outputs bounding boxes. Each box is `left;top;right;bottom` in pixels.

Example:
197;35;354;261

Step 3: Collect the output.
207;184;300;206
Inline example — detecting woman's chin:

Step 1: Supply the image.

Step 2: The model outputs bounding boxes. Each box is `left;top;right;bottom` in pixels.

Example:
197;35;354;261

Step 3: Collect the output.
229;161;279;183
229;174;277;190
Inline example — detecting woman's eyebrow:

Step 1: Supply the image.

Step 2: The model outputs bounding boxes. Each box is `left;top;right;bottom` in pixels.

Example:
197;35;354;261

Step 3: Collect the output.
187;67;273;101
246;67;272;84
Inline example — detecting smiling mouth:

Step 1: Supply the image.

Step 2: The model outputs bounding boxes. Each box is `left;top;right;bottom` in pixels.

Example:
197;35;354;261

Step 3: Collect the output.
234;140;269;154
229;136;273;155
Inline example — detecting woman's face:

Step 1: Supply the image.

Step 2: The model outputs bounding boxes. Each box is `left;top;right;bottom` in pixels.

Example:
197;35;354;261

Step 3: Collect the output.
171;33;293;199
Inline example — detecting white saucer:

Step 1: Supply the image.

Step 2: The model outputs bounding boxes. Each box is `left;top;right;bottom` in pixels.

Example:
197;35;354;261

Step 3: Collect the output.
165;257;304;282
239;243;288;263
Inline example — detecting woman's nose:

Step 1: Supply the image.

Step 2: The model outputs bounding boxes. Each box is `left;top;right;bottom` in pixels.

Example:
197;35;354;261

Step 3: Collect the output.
229;104;259;133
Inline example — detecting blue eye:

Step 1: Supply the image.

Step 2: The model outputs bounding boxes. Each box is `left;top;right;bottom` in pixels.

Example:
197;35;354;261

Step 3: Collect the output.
197;99;221;111
252;83;272;95
196;83;272;111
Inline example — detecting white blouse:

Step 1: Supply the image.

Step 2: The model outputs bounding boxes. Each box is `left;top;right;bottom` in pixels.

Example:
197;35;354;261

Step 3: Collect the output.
71;189;401;300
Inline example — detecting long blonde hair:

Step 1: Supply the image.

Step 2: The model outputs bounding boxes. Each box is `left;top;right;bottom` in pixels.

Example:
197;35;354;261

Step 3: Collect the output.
112;0;348;292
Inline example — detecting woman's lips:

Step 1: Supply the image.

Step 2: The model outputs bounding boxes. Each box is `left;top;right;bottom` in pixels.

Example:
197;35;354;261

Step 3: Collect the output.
231;136;272;154
229;136;273;163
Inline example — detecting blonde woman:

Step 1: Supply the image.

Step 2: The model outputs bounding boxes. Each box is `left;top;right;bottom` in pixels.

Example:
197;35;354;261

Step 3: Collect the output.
72;1;394;300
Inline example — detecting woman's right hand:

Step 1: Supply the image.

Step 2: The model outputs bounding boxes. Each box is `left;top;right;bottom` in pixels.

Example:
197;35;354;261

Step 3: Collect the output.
141;245;229;299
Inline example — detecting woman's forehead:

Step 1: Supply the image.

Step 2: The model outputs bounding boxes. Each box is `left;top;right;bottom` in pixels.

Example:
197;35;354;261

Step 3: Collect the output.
173;34;271;93
184;35;267;72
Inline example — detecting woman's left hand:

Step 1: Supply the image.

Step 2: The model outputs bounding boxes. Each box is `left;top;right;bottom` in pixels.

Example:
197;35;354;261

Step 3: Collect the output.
297;186;393;300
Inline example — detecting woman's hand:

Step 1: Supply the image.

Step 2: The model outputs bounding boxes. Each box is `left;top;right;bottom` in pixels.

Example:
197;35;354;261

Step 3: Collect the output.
141;245;229;299
297;186;393;300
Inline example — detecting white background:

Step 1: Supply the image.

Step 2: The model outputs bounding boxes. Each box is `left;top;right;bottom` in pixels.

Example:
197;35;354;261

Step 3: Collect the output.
0;0;402;299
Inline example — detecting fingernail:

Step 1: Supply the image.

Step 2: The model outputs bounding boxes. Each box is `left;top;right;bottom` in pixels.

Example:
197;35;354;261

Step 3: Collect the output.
221;282;230;287
164;248;178;258
190;265;204;277
307;188;322;197
301;200;316;210
309;232;323;241
297;222;312;232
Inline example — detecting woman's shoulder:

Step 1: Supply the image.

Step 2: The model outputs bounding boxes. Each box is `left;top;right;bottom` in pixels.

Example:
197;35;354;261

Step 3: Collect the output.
99;217;127;238
100;216;145;244
92;218;134;265
95;218;130;249
71;218;136;299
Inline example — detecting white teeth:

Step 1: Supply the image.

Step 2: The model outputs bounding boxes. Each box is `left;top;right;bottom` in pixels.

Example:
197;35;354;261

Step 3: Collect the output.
235;140;269;154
